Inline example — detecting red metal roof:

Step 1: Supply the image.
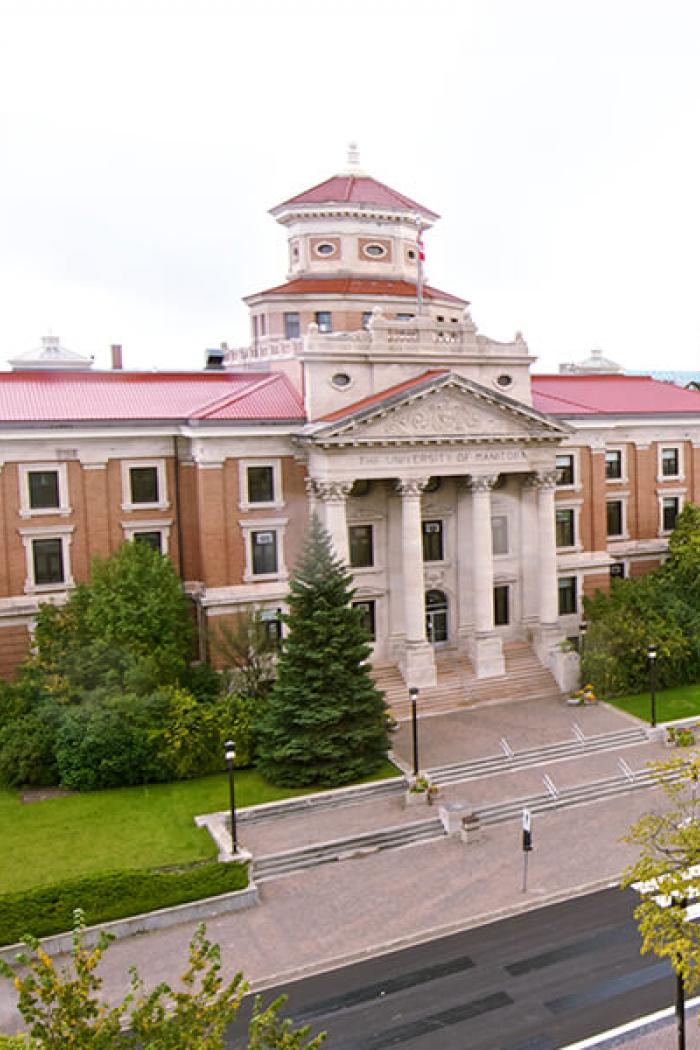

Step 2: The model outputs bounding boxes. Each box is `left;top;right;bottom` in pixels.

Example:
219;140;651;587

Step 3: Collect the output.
316;370;449;423
272;175;439;220
248;277;467;306
0;371;305;424
531;374;700;415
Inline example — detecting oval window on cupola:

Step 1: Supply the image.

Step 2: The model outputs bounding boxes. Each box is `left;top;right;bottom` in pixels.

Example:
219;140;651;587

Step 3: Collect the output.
315;243;336;256
364;243;387;258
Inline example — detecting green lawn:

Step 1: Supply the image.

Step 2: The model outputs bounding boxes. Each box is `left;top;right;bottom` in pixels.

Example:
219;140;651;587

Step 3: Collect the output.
0;761;399;896
607;683;700;724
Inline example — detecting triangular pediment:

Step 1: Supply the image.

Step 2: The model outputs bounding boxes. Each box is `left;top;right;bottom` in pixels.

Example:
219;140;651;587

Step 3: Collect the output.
305;373;570;447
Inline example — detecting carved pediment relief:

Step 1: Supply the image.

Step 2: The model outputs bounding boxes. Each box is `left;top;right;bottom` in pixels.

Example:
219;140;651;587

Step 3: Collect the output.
346;389;538;442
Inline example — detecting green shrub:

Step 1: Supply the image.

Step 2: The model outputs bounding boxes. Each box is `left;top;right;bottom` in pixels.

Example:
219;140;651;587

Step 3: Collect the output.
149;686;226;780
54;694;163;790
0;713;58;788
0;1037;31;1048
0;860;248;946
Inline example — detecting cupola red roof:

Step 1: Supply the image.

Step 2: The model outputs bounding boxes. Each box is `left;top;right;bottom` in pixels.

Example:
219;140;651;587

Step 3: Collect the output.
246;276;466;306
271;174;439;222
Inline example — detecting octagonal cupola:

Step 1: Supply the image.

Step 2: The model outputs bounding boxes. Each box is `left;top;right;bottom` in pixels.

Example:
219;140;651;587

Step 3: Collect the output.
270;144;439;282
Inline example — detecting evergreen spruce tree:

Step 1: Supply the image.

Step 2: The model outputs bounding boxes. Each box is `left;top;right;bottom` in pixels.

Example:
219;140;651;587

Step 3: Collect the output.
257;514;389;786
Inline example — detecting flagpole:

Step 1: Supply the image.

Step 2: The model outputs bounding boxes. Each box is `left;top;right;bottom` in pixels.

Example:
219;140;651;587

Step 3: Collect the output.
416;215;425;316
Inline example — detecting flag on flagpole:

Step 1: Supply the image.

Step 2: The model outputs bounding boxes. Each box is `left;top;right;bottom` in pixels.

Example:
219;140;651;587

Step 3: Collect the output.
416;219;425;314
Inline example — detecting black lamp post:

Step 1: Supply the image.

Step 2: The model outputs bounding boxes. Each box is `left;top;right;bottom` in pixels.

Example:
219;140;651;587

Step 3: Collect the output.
409;686;420;777
579;620;588;659
224;739;238;854
648;644;658;728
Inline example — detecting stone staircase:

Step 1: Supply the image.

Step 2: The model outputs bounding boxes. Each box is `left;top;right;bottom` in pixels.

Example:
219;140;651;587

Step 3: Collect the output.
250;762;674;883
428;725;649;786
253;817;443;882
374;642;562;720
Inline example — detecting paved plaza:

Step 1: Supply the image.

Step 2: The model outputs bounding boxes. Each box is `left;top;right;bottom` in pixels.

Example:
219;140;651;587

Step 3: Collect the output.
0;695;693;1044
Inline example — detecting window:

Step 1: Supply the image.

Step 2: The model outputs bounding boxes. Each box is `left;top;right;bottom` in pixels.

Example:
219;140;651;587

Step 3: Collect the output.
133;531;162;553
662;497;680;532
556;508;575;548
491;515;509;556
247;466;275;504
259;609;282;647
315;311;332;333
494;585;510;626
496;374;513;388
605;450;622;480
352;600;376;641
422;520;444;561
407;249;416;260
32;538;64;585
396;312;414;322
349;525;373;568
362;312;372;329
558;576;577;615
284;312;300;339
332;372;352;388
363;243;387;257
28;470;59;510
260;314;266;336
19;463;70;517
129;466;159;505
239;461;282;510
556;454;574;487
251;531;278;575
606;500;623;537
662;447;680;477
315;242;336;256
610;563;625;580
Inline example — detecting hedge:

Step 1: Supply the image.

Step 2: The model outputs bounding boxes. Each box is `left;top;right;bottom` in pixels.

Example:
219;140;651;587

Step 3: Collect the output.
0;859;248;946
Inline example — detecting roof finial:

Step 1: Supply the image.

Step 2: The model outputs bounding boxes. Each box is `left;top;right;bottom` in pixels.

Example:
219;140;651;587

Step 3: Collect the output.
347;141;360;168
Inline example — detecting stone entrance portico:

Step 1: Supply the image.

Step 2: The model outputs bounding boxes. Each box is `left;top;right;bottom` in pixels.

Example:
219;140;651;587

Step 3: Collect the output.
301;372;571;686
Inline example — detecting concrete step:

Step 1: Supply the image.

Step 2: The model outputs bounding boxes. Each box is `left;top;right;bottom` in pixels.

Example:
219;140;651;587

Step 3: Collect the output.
428;727;648;786
239;776;404;826
253;817;444;881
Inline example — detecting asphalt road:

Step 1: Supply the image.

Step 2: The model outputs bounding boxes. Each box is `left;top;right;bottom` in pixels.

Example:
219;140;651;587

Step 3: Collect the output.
224;886;677;1049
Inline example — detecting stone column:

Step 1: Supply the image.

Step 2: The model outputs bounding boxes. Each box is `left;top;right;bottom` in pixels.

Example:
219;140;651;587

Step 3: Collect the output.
310;480;352;565
534;470;559;627
528;469;567;674
468;474;505;677
396;478;436;687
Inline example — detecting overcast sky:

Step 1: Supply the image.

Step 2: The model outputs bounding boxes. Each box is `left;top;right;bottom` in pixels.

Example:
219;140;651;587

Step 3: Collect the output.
2;0;700;375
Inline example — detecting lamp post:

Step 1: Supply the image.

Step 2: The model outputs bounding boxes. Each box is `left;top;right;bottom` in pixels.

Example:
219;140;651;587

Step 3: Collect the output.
224;739;238;855
648;644;658;728
409;686;420;776
579;620;588;659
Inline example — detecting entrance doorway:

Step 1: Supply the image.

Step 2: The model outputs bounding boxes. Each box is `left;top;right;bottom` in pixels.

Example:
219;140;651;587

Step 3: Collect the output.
425;589;448;643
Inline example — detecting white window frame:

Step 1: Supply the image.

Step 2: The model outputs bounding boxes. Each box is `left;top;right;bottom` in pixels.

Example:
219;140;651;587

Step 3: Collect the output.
238;459;284;512
606;495;629;540
121;519;173;555
121;460;169;512
659;492;684;535
18;463;71;518
657;444;684;482
555;450;579;491
555;502;582;551
240;517;288;583
604;446;626;483
557;574;579;617
19;524;75;593
421;517;447;564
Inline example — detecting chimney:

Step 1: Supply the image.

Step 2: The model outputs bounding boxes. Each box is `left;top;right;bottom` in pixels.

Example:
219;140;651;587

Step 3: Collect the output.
111;344;123;370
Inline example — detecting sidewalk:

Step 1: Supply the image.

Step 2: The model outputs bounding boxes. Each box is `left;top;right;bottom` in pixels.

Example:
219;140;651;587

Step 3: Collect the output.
0;696;682;1039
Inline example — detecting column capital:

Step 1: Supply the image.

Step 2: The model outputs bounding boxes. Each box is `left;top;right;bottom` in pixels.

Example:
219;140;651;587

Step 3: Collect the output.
468;473;499;493
307;479;353;504
525;470;558;491
396;477;430;498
